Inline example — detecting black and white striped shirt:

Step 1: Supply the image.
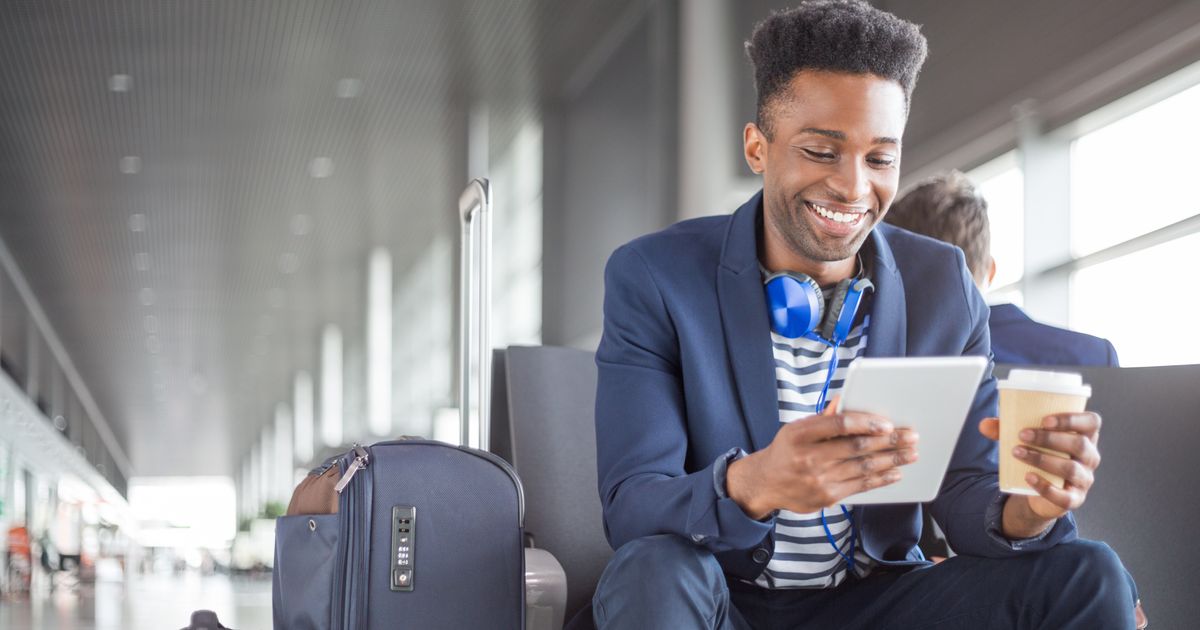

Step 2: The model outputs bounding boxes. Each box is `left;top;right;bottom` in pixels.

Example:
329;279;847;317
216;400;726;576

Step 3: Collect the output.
757;317;874;589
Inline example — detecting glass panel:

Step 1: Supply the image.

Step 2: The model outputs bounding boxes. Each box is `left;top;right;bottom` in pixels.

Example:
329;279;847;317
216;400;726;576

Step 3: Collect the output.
1070;232;1200;366
1070;81;1200;256
967;151;1024;298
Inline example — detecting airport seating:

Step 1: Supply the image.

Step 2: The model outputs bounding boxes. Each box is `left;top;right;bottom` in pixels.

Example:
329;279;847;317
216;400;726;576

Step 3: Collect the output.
494;349;1199;628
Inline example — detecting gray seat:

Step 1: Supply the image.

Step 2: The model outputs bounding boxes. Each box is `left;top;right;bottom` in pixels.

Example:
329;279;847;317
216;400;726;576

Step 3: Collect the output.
995;363;1200;628
491;346;611;627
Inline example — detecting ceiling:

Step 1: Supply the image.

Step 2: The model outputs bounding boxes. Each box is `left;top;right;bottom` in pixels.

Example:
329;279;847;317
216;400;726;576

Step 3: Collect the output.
0;0;634;478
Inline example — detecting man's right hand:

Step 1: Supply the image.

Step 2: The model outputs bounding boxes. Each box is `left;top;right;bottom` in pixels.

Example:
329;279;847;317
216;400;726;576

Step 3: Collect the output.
726;399;919;519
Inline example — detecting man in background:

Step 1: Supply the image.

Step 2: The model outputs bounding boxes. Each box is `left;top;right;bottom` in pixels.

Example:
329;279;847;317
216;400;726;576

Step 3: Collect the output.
886;171;1119;367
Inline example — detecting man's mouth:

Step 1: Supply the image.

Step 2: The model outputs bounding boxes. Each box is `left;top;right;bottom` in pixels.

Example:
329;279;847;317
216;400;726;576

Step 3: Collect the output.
804;201;868;228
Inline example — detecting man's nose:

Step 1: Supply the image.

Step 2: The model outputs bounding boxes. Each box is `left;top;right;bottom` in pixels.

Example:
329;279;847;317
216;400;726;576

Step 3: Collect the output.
828;160;872;204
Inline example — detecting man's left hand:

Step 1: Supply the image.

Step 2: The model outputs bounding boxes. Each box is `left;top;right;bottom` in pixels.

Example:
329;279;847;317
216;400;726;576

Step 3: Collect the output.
978;412;1102;524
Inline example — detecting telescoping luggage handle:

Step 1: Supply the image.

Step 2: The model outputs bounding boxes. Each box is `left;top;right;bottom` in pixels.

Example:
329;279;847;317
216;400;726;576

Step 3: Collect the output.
458;178;492;451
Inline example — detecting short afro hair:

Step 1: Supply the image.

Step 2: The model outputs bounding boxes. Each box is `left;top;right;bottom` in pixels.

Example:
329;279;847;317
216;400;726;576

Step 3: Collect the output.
885;171;991;281
746;1;928;138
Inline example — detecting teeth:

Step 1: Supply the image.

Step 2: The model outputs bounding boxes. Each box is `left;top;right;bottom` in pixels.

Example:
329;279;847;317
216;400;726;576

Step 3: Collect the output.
810;203;861;224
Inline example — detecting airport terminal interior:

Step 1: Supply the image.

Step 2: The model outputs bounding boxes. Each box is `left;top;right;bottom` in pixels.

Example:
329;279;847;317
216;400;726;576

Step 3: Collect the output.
0;1;1198;628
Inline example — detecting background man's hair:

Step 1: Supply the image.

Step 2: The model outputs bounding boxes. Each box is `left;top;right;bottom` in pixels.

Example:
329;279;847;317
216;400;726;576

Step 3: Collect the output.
746;0;928;139
885;171;991;280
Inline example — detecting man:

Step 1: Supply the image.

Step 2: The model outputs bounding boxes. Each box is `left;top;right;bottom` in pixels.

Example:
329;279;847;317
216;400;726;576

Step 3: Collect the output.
592;2;1135;628
886;171;1120;367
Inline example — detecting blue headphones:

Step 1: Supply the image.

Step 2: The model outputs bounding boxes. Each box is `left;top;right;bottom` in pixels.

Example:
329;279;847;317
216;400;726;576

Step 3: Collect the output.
764;273;875;345
764;270;874;576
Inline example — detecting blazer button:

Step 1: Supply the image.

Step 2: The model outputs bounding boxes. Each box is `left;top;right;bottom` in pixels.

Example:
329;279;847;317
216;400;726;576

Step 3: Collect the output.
752;548;770;564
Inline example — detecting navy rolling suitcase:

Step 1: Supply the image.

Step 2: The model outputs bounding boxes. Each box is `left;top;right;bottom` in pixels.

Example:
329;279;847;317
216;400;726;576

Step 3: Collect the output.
273;179;527;628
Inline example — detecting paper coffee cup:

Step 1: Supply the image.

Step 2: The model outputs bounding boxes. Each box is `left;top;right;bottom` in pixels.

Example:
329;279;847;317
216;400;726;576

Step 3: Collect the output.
997;369;1092;495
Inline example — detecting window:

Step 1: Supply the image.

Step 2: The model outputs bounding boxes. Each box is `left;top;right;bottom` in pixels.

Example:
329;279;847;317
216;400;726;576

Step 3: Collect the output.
967;151;1024;302
1070;81;1200;257
1070;232;1200;366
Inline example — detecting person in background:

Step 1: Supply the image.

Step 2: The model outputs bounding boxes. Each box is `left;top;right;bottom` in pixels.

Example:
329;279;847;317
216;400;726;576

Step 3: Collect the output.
885;171;1119;367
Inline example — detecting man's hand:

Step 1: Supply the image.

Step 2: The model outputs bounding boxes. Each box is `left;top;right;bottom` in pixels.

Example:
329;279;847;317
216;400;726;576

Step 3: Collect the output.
727;399;919;519
978;412;1102;537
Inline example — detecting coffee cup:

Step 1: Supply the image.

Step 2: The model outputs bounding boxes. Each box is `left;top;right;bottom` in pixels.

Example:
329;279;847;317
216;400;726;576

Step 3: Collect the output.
997;369;1092;495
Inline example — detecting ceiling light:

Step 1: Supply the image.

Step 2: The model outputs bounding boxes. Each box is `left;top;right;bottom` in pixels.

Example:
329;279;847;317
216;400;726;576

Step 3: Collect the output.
336;78;363;99
139;287;155;306
134;252;149;271
119;156;141;174
144;314;158;334
146;335;161;354
129;214;147;232
108;74;132;92
308;157;334;179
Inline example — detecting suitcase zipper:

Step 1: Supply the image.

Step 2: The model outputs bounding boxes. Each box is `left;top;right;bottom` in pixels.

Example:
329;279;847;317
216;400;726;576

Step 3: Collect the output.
334;444;370;494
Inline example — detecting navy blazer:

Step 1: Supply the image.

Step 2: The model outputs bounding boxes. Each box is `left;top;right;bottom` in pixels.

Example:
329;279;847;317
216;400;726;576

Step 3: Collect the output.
594;192;1077;581
990;303;1119;367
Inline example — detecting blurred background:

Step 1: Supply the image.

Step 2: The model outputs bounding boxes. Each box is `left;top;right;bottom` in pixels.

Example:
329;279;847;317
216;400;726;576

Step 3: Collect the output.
0;0;1197;627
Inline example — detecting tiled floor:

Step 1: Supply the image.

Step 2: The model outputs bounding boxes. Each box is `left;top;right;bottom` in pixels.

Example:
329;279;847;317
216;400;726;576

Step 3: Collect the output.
0;573;273;630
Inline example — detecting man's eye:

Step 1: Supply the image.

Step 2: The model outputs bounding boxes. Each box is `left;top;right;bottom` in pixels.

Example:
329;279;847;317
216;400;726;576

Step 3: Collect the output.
803;149;836;161
868;156;896;168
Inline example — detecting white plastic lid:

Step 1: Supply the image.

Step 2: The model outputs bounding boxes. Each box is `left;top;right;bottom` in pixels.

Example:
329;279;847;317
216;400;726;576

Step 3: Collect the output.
998;368;1092;397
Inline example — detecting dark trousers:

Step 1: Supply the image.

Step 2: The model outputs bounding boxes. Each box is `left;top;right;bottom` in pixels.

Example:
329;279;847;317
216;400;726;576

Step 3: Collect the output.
593;534;1136;629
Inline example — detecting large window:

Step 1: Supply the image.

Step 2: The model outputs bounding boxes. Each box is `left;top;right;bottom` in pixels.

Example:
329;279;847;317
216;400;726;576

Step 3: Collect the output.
1070;81;1200;257
1066;70;1200;366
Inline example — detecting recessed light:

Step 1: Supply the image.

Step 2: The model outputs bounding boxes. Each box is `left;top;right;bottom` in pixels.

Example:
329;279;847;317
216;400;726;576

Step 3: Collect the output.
129;214;147;232
134;252;149;271
143;315;158;333
336;78;363;99
279;253;300;274
308;157;334;179
139;287;155;306
109;74;132;92
119;156;141;174
146;335;161;354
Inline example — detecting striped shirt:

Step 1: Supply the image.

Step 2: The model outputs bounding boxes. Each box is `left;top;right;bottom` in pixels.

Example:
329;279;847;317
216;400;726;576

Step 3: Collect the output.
757;315;874;589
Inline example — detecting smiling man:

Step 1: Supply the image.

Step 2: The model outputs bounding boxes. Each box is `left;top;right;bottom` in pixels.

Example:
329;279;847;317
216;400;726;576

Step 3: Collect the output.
591;2;1136;628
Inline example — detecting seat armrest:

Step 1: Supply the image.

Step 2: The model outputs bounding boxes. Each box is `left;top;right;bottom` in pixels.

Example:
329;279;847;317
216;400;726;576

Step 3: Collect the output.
525;547;567;630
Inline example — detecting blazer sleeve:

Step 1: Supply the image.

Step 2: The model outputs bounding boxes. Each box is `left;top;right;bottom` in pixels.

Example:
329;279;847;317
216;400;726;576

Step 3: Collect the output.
594;245;774;552
929;253;1078;557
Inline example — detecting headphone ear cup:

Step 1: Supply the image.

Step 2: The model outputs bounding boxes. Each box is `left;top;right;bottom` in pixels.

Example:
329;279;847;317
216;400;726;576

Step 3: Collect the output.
764;272;824;338
820;279;853;342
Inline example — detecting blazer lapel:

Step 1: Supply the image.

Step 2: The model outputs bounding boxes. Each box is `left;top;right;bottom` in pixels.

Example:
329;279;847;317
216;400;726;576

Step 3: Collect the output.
718;193;781;452
863;228;906;359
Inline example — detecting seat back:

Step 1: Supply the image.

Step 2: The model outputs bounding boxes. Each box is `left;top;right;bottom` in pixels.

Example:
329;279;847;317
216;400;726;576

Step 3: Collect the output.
997;363;1200;628
491;346;611;622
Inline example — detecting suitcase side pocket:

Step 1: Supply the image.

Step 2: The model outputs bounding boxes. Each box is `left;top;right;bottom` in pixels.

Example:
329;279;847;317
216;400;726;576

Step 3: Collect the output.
273;513;339;630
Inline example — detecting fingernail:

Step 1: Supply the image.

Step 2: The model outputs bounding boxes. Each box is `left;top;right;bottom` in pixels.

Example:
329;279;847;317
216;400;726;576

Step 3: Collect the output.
1019;429;1035;441
886;470;901;481
1025;472;1039;485
901;431;918;444
1013;446;1027;458
872;421;893;434
1043;416;1058;429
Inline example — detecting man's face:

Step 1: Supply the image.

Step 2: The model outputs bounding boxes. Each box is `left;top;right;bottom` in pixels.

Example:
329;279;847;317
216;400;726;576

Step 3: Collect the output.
747;70;907;265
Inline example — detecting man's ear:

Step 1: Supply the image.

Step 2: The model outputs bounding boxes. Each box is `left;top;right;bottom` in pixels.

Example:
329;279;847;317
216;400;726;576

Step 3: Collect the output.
744;123;767;175
985;256;997;289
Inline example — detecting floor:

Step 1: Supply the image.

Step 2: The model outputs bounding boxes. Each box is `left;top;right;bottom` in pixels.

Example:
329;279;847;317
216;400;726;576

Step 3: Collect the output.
0;572;273;630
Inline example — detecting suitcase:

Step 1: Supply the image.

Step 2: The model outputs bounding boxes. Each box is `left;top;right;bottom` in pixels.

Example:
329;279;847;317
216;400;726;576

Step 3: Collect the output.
272;179;527;629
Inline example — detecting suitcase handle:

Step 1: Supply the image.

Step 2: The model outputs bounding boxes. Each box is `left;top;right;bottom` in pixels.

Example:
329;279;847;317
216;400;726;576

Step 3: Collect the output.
458;178;492;450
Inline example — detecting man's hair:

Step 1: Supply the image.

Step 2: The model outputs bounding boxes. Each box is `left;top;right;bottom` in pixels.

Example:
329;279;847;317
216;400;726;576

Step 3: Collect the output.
745;1;928;139
885;171;991;280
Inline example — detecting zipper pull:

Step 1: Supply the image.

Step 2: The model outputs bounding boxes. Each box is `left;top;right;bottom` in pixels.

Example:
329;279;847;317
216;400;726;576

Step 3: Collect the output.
334;444;370;494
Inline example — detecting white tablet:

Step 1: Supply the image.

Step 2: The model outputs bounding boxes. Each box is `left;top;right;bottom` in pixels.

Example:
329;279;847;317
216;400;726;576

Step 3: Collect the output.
835;356;988;505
